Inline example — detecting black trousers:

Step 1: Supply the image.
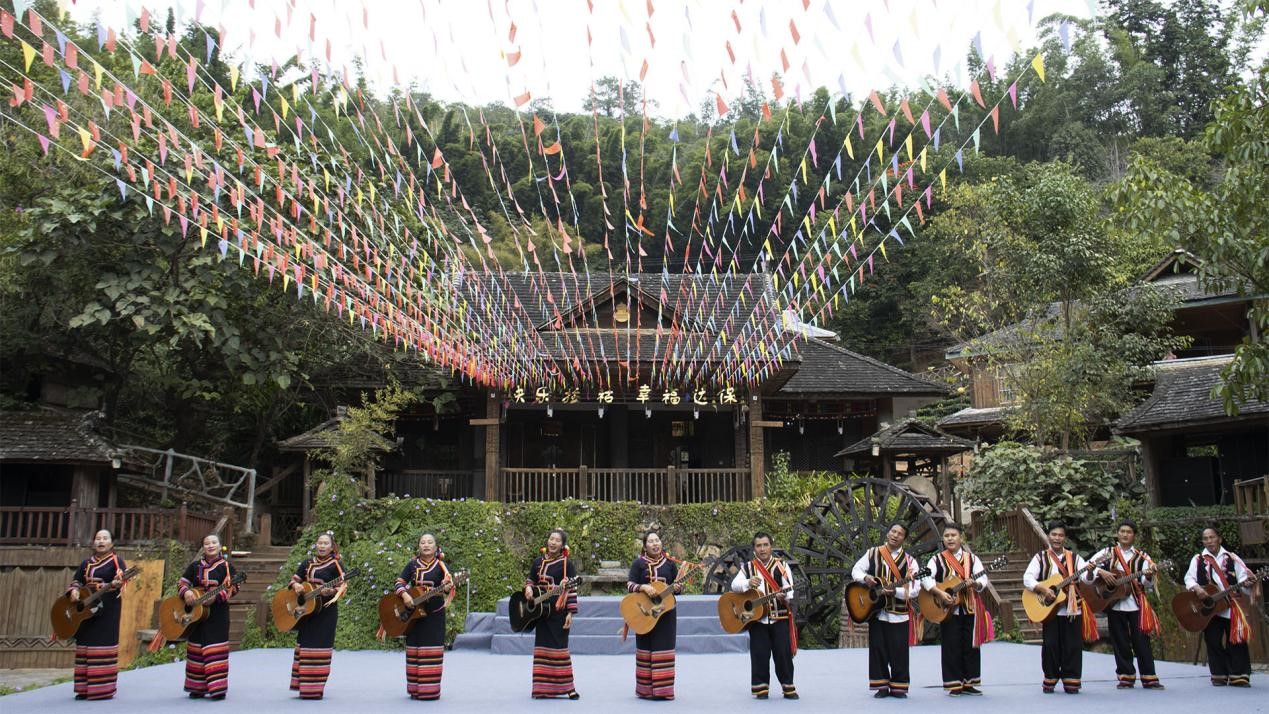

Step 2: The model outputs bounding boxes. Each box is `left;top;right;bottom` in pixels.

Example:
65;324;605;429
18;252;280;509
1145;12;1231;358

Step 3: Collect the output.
1203;617;1252;685
1040;616;1082;691
868;619;909;692
1107;609;1157;682
940;613;981;690
747;620;794;693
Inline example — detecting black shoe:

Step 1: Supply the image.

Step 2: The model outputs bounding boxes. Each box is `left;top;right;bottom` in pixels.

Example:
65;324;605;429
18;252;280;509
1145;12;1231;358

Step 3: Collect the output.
1064;689;1080;695
209;693;226;700
1230;681;1251;688
188;692;205;699
874;689;890;699
890;692;908;699
948;690;963;697
1142;682;1165;690
756;693;768;700
962;686;983;696
1117;683;1134;689
75;694;88;700
783;692;799;700
568;691;580;700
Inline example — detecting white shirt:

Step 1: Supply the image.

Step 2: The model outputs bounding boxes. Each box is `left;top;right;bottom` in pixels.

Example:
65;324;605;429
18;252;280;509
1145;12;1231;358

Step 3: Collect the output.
1089;545;1154;612
729;558;795;625
1023;548;1089;617
852;547;919;623
1183;547;1252;620
921;549;988;616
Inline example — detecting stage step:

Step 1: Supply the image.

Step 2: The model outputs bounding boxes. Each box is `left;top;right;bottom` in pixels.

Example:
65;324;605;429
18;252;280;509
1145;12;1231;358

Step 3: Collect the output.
453;595;746;655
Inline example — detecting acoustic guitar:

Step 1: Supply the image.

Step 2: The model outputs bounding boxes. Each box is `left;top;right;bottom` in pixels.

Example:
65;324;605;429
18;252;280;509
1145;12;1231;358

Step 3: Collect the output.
377;570;470;638
717;583;798;634
157;572;247;642
508;580;578;632
1020;552;1110;623
49;566;141;640
844;566;931;623
271;567;361;632
1078;558;1173;614
619;559;708;636
916;556;1008;624
1171;566;1269;633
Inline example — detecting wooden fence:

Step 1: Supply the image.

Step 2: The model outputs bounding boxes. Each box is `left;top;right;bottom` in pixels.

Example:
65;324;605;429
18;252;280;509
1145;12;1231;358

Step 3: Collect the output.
971;506;1048;554
0;503;222;547
500;467;751;504
378;470;476;500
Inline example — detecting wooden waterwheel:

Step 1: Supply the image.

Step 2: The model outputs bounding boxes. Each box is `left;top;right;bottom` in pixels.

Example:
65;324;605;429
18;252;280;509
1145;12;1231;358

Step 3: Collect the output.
789;477;947;646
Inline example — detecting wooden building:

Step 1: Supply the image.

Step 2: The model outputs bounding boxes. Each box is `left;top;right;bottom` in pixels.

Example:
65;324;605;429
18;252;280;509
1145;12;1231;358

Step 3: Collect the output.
272;272;947;516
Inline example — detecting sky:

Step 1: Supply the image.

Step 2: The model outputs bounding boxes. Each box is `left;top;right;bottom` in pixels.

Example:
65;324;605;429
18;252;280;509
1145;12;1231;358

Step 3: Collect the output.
58;0;1099;119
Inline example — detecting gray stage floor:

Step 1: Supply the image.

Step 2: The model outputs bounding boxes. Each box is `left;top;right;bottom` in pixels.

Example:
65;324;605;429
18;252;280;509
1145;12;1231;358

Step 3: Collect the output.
5;643;1263;712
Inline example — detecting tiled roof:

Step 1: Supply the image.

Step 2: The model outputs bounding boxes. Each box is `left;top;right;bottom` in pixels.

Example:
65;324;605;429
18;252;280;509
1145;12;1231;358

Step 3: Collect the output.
1114;356;1269;433
936;406;1013;429
0;409;120;464
276;412;396;452
837;418;975;456
777;339;948;396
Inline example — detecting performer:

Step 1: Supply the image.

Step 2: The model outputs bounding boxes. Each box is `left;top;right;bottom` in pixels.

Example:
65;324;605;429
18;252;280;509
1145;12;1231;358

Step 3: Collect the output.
921;522;991;696
179;534;239;699
395;532;455;700
627;531;682;700
525;528;579;700
288;532;346;700
1089;520;1165;690
1023;522;1095;694
1183;526;1254;687
66;529;126;700
851;522;921;699
729;531;798;700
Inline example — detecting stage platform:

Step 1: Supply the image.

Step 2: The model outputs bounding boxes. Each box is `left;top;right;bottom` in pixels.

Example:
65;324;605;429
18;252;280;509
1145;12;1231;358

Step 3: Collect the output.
4;643;1260;712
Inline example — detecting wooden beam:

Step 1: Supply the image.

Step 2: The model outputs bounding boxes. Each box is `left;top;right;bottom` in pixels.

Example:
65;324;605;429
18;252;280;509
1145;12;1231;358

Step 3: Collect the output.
749;400;766;498
752;420;784;428
483;394;501;501
468;417;500;426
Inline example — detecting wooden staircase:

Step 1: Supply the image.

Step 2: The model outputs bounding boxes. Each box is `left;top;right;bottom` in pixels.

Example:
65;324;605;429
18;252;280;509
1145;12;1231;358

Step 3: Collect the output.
977;550;1042;643
227;547;291;649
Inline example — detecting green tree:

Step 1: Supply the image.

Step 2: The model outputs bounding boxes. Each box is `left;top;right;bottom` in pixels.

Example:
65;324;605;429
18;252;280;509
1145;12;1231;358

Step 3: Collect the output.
1113;60;1269;413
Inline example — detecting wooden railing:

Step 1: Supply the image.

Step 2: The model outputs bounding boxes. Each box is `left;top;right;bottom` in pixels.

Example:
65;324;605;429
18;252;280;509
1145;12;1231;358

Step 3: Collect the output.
1235;475;1269;516
0;503;221;547
501;467;751;504
378;470;476;500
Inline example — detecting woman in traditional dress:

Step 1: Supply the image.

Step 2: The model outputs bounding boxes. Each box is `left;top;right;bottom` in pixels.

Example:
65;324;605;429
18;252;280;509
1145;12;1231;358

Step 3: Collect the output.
526;528;579;700
395;532;455;700
627;531;682;700
179;533;239;699
288;532;346;700
67;529;126;700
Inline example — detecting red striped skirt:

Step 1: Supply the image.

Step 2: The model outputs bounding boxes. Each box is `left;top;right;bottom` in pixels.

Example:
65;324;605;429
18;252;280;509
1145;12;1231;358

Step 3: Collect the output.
289;646;332;699
635;648;676;700
405;645;444;700
74;644;119;700
532;645;576;698
184;641;230;696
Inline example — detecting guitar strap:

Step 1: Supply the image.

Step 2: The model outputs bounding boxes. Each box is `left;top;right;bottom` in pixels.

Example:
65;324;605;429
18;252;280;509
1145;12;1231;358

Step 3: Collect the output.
942;550;995;648
1114;546;1161;636
1203;553;1251;645
878;547;923;646
753;558;797;656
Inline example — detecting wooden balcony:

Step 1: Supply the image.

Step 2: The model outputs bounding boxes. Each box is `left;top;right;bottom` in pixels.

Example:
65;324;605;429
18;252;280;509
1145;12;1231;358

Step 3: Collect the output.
500;467;751;504
0;503;223;548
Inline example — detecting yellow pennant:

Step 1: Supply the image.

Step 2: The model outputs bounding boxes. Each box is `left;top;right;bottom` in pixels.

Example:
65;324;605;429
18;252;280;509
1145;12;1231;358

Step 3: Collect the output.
94;62;104;89
905;134;913;161
77;126;92;153
875;138;884;162
21;41;36;72
199;226;208;248
1032;53;1046;82
939;168;948;192
844;134;854;159
229;66;239;91
920;147;928;173
280;96;290;120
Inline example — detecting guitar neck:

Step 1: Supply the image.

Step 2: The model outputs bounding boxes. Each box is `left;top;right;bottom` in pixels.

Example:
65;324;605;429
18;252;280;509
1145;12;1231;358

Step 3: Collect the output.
533;584;568;606
948;570;987;595
411;575;466;607
81;567;139;607
754;585;794;607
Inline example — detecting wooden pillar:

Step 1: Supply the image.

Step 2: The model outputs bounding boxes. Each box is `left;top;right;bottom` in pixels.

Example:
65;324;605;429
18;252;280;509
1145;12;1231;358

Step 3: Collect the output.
734;407;747;469
365;464;376;500
940;455;952;511
484;393;502;502
749;399;765;499
301;454;312;526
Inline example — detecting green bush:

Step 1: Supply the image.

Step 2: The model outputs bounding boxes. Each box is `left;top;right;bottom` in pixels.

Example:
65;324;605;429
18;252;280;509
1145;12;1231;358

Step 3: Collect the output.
1136;505;1242;573
251;496;805;650
958;441;1139;548
764;451;847;504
